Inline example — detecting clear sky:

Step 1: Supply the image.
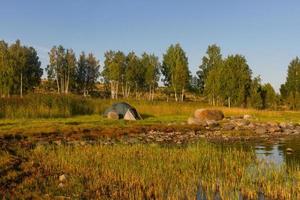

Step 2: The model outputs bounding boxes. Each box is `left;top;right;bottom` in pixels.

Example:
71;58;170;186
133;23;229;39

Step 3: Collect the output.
1;0;300;91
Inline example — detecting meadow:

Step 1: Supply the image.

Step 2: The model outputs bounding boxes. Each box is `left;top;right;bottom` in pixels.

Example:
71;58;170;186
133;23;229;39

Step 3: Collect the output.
1;94;300;199
0;94;299;136
1;141;299;199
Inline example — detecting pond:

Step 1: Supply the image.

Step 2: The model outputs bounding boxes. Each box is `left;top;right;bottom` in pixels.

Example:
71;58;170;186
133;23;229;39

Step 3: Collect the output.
255;136;300;166
215;135;300;167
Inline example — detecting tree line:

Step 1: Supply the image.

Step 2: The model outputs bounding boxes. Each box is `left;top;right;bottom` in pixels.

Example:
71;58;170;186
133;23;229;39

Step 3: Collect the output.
0;40;42;97
0;39;299;109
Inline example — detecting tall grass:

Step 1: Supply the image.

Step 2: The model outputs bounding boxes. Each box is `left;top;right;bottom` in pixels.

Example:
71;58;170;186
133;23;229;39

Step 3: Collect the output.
0;95;300;123
10;142;300;199
0;94;94;118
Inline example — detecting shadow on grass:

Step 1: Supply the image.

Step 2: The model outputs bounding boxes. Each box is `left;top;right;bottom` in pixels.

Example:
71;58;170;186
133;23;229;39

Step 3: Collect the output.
140;114;154;119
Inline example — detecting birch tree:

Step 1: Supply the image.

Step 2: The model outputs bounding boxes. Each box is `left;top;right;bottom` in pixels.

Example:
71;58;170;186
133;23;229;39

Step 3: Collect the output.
141;53;160;101
47;45;76;94
0;40;13;97
103;51;126;99
162;44;189;101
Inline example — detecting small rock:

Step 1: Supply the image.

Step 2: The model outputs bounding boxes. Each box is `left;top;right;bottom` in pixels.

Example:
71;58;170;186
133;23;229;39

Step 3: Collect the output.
234;119;250;126
54;140;62;146
155;138;164;142
279;122;287;129
107;111;119;120
230;116;243;120
59;174;66;182
206;120;219;127
286;148;294;153
268;126;281;133
187;117;206;126
243;114;252;120
248;123;256;128
255;127;267;134
283;129;293;135
222;123;235;131
267;122;279;127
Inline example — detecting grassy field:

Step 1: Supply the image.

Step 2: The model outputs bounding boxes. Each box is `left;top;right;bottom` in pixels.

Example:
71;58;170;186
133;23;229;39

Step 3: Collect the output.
1;141;299;199
0;98;299;136
1;96;300;199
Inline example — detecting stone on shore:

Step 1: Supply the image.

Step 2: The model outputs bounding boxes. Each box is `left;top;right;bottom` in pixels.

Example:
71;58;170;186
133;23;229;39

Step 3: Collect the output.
187;117;206;126
243;114;252;120
107;111;119;120
194;109;224;121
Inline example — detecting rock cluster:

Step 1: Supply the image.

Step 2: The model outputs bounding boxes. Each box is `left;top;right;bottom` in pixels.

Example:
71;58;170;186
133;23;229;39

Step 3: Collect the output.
32;111;300;146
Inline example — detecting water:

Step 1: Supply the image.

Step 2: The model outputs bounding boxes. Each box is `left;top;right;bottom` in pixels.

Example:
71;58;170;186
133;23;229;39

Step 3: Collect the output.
254;136;300;166
216;135;300;167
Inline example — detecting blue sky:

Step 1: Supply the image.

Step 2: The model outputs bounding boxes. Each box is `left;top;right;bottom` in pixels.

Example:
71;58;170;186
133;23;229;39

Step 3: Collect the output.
1;0;300;91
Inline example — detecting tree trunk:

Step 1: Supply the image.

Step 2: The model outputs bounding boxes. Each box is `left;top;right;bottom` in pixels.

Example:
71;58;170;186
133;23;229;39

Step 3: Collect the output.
174;91;178;102
181;88;184;102
228;97;231;108
56;74;60;94
20;72;23;98
135;82;138;100
66;70;69;94
110;81;114;99
116;82;119;99
148;85;152;101
151;87;154;101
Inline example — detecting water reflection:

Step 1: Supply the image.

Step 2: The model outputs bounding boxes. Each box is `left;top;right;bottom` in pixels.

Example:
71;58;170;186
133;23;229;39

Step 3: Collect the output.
256;136;300;166
215;136;300;166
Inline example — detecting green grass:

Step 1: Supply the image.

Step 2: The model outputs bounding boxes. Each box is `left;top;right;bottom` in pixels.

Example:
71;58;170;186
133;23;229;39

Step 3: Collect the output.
3;142;299;199
0;106;299;136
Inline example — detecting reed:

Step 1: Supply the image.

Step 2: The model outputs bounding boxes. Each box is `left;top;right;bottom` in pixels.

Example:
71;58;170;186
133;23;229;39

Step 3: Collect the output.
6;142;299;199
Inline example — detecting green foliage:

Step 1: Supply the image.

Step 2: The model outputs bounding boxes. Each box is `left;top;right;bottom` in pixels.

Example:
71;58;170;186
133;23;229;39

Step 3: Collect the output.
250;76;263;109
0;40;13;97
222;55;252;107
46;46;76;94
75;52;100;96
103;50;126;82
197;44;222;94
102;50;161;99
0;40;42;97
261;83;277;109
281;57;300;109
204;65;223;105
162;44;190;101
203;51;252;107
125;51;146;95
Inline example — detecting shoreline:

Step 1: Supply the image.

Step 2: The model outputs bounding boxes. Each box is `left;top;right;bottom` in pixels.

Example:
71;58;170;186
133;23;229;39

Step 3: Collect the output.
1;118;299;146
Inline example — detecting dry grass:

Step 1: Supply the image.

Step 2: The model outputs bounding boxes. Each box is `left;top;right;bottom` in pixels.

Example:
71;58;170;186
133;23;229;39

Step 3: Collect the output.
3;142;298;199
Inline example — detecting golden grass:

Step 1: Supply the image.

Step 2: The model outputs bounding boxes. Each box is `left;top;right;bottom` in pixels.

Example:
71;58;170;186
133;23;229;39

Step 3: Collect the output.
6;142;298;199
0;100;299;136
